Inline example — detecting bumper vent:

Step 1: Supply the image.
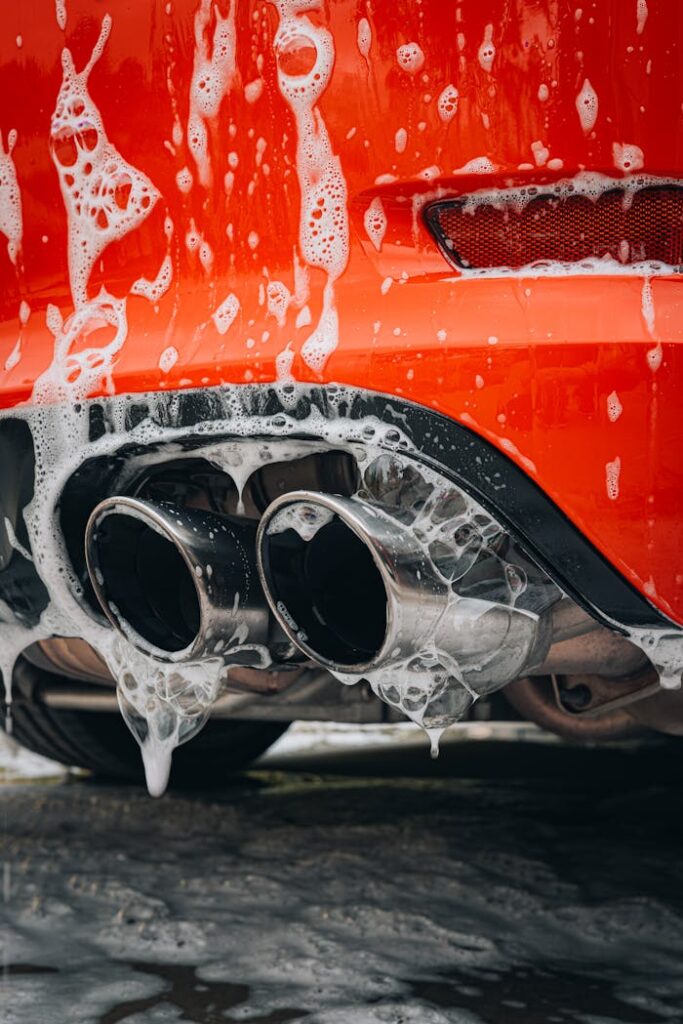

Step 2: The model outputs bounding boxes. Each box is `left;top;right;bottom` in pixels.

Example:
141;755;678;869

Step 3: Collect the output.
425;183;683;273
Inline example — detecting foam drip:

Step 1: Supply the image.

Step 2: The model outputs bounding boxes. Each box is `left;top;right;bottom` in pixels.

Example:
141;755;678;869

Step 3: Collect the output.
0;129;22;267
363;197;387;252
104;635;226;796
576;78;599;134
270;0;350;374
212;292;240;335
437;85;459;123
605;456;621;500
478;25;495;73
357;17;372;69
187;0;237;188
55;0;67;30
131;255;173;303
636;0;649;35
396;43;424;75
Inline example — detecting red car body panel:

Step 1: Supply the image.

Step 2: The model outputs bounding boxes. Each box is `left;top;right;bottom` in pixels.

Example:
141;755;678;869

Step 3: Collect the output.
1;1;682;622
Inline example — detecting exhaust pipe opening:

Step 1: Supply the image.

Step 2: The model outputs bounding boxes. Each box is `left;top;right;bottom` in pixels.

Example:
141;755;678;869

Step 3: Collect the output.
92;512;201;654
86;496;270;662
258;491;556;692
263;515;388;668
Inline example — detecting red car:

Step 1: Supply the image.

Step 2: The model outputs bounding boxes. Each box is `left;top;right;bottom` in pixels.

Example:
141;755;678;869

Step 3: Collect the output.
1;0;681;794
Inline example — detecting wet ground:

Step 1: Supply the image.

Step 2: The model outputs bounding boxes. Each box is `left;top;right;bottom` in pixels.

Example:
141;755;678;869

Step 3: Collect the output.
2;723;683;1023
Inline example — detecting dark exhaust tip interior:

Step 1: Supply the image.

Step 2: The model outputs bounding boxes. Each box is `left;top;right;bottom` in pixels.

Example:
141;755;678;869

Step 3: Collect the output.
92;514;200;653
263;515;387;667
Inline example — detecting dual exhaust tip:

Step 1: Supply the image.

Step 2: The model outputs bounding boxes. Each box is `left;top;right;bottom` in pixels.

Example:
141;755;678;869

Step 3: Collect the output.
85;491;546;686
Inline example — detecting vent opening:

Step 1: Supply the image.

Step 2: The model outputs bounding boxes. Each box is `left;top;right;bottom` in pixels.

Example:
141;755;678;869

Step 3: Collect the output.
425;184;683;272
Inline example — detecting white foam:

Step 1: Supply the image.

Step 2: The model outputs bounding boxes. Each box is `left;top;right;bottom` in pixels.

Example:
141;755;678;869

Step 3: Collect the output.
244;78;264;104
50;17;160;309
636;0;648;34
55;0;66;30
275;342;295;381
478;25;495;72
267;281;291;326
0;129;22;266
271;0;350;373
531;140;550;167
187;0;237;187
613;143;644;173
607;391;623;422
212;292;240;335
131;255;173;303
158;345;178;373
576;78;599;133
396;43;424;74
357;17;372;68
641;277;655;338
437;85;459;123
363;197;387;252
175;166;193;194
606;456;621;500
647;342;662;372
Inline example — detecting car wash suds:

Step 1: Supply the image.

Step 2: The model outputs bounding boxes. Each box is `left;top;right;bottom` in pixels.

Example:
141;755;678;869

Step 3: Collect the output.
2;725;683;1024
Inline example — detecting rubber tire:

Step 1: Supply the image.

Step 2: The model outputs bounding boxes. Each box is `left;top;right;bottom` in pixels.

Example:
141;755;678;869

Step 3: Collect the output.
1;657;288;788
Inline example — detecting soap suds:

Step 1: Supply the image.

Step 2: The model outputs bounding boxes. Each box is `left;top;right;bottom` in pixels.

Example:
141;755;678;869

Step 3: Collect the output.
478;25;495;72
437;85;459;123
158;345;178;373
50;16;160;308
37;15;162;401
271;0;350;373
0;129;22;266
641;277;655;338
396;42;424;75
131;255;173;303
607;391;623;422
613;143;644;173
606;456;621;500
187;0;237;187
363;197;387;252
636;0;648;34
576;78;599;133
212;292;240;335
395;128;407;154
357;17;372;69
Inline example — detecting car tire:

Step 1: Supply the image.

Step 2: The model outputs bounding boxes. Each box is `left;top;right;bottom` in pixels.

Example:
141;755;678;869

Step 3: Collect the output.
1;657;288;788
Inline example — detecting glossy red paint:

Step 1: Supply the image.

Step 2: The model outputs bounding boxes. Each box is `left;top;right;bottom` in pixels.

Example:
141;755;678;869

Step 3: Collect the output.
0;1;681;622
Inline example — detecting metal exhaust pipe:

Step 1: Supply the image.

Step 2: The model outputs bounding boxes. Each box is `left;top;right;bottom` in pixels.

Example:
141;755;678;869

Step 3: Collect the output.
256;491;550;691
85;496;270;662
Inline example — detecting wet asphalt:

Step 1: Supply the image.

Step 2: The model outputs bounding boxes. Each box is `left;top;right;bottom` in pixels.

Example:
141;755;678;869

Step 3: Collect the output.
2;729;683;1023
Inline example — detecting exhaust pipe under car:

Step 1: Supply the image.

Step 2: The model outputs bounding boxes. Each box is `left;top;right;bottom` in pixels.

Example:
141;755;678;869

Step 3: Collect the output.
255;491;553;692
85;496;273;663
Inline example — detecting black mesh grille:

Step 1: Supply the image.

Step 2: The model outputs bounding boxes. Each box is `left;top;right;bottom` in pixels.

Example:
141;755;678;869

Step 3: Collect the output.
425;185;683;271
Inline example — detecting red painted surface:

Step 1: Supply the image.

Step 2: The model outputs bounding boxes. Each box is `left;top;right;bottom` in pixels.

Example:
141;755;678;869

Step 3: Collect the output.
0;1;682;622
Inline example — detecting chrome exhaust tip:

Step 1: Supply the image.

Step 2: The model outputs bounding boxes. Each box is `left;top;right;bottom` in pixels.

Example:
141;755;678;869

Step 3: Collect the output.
85;496;269;662
256;491;547;688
